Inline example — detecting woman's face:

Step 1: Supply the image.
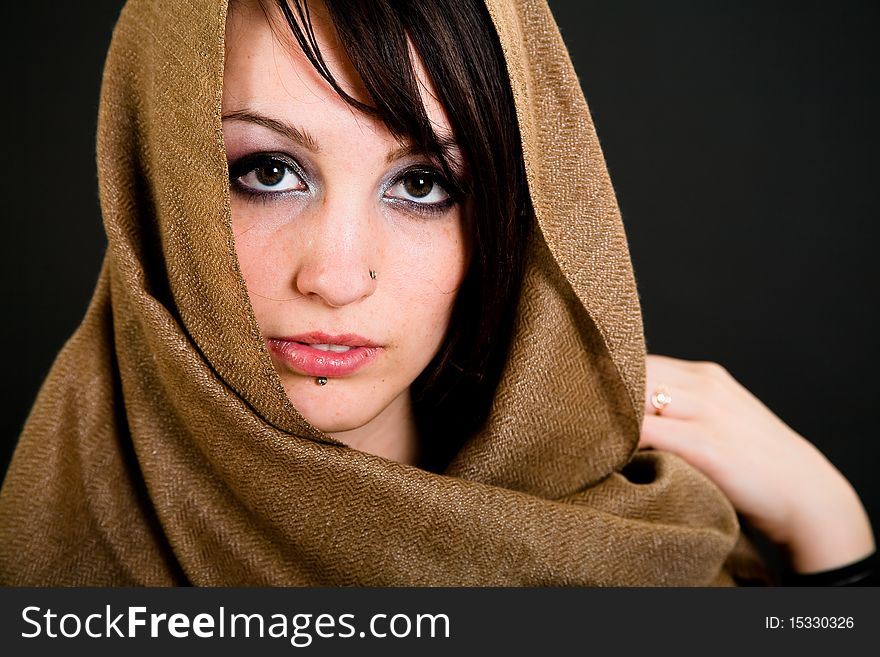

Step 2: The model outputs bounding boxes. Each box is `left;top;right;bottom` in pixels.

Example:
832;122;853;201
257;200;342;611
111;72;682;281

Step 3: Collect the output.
222;1;468;441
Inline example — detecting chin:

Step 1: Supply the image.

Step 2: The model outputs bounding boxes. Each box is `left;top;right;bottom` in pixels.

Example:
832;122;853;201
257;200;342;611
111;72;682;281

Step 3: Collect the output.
281;377;399;435
303;411;374;435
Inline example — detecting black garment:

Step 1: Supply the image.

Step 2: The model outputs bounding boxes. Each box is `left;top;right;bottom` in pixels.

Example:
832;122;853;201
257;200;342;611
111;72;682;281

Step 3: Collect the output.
783;552;877;586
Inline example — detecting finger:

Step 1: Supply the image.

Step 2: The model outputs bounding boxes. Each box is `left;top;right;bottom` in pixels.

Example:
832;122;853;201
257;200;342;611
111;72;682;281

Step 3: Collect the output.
643;383;680;419
639;414;714;471
644;354;689;418
643;354;716;420
643;376;698;420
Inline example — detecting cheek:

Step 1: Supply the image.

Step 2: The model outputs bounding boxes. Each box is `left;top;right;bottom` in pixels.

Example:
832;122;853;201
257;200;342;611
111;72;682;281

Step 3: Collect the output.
428;225;468;312
390;216;469;341
230;201;297;327
231;201;263;282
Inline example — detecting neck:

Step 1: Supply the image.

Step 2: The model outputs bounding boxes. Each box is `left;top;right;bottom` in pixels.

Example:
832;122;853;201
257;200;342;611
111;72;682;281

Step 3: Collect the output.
330;391;420;466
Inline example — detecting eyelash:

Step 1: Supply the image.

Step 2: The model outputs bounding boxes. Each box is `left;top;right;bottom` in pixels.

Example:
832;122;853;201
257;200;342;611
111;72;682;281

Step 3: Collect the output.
384;168;456;216
227;152;460;217
228;152;307;201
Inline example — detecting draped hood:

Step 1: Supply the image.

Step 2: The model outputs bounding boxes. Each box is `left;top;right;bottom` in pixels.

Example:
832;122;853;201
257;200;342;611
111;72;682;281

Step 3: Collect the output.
0;0;740;585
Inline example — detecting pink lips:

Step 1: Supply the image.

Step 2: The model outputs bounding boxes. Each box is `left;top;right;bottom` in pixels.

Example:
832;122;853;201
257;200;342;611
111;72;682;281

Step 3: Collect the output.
267;332;381;378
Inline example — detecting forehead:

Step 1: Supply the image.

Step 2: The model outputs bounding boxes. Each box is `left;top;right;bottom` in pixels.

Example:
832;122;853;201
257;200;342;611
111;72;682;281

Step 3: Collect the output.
222;0;455;146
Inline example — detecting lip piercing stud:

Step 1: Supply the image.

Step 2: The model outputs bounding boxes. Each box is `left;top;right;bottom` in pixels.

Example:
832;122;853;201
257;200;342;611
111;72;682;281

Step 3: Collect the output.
369;270;377;280
316;377;328;386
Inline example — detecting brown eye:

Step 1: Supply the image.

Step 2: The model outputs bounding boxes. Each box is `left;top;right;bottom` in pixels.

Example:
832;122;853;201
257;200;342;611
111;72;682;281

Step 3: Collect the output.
403;172;434;198
386;170;450;206
255;161;286;186
233;155;305;194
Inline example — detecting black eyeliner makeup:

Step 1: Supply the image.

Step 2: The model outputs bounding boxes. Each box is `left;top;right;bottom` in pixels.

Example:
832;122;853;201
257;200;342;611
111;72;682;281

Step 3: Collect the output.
228;151;310;201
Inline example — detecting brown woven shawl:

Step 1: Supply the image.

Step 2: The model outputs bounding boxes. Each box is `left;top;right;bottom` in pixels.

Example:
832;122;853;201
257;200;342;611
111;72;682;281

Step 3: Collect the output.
0;0;739;585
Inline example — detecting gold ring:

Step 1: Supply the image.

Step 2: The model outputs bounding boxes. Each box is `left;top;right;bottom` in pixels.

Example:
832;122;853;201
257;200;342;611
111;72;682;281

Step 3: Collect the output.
650;385;672;415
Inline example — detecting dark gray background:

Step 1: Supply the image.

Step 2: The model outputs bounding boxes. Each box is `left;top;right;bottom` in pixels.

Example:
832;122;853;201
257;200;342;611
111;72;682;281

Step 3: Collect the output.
2;1;877;554
1;587;874;652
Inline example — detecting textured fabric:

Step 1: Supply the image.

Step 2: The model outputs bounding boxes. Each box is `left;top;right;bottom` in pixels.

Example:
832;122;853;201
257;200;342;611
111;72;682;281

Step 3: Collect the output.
0;0;740;585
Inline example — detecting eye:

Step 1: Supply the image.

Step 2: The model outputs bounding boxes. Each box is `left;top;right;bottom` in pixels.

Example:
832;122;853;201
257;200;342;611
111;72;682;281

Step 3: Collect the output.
229;154;306;195
385;170;451;205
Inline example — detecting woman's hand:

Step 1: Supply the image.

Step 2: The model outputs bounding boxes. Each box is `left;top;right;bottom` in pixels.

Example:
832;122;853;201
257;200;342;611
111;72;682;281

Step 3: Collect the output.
639;354;875;573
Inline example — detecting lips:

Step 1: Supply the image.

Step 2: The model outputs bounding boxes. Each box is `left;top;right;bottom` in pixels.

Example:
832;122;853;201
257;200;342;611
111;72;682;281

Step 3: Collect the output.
267;332;381;378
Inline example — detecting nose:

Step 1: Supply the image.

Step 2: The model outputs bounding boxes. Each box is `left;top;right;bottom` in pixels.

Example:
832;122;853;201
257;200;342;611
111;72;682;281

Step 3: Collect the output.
293;197;378;308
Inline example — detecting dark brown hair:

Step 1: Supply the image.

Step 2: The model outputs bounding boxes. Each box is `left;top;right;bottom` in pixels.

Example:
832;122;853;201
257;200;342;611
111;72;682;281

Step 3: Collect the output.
270;0;531;469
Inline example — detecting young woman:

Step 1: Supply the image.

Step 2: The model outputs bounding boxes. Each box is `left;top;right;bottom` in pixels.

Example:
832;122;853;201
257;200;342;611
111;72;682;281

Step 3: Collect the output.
0;0;873;585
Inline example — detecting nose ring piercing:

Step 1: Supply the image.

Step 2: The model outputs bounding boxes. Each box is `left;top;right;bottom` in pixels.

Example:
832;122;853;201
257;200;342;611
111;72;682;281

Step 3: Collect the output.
316;377;328;386
369;270;377;280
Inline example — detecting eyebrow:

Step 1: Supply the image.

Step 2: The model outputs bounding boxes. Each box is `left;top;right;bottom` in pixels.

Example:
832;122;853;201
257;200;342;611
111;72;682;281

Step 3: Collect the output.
387;135;464;171
222;108;463;171
221;109;320;153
